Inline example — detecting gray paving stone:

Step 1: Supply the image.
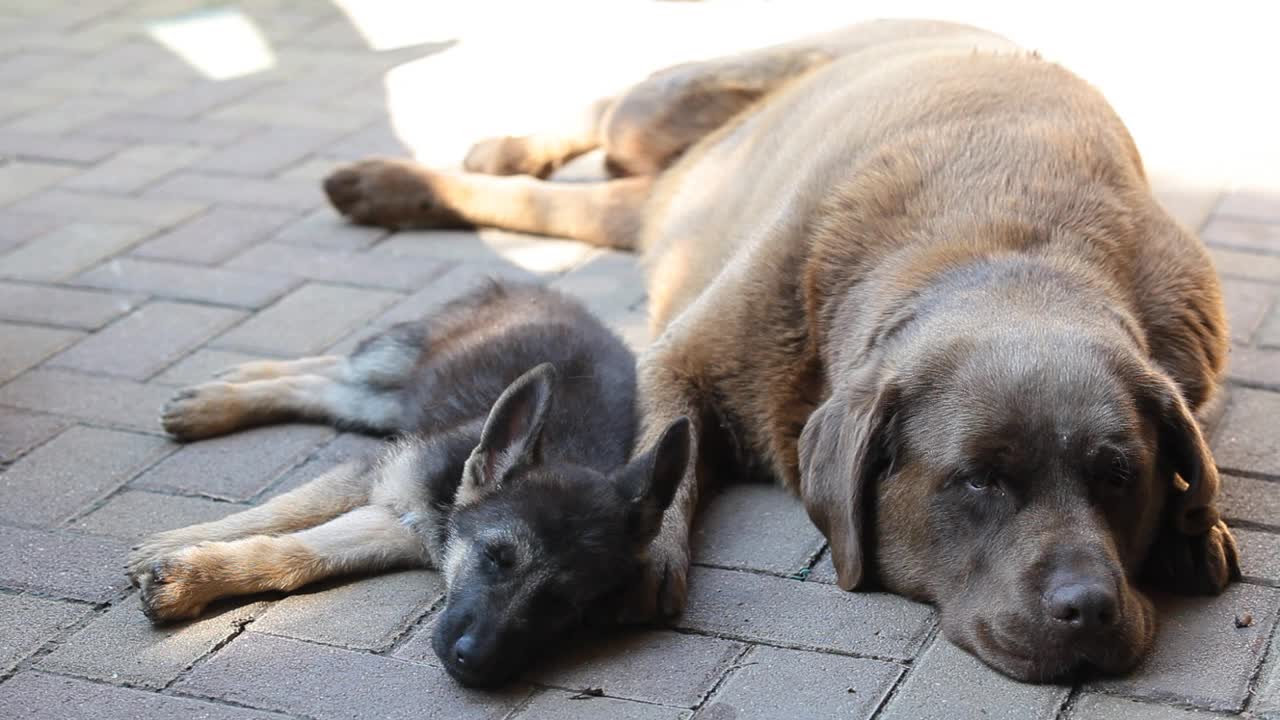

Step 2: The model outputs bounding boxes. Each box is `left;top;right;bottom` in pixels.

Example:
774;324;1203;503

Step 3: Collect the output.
73;489;237;540
0;280;140;330
0;369;172;431
0;425;171;527
1257;637;1280;719
375;229;594;276
228;242;449;291
1211;247;1280;283
132;75;276;119
7;189;205;230
194;126;341;176
75;257;300;309
518;691;690;720
1219;475;1280;529
1213;388;1280;476
0;129;121;164
76;113;256;146
1228;346;1280;390
40;597;265;688
263;432;387;498
0;526;130;602
0;595;87;673
877;638;1068;720
1203;217;1280;254
177;632;529;720
1068;694;1229;719
133;425;333;501
0;407;71;464
679;567;934;660
0;671;285;720
0;322;82;384
692;483;824;576
132;206;297;265
1087;583;1280;712
269;207;388;251
1216;192;1280;224
699;645;901;720
146;172;320;211
1236;528;1280;588
0;221;154;281
520;630;744;708
252;570;442;651
0;213;60;254
48;301;246;380
60;158;188;195
1221;278;1276;344
807;548;838;584
0;160;75;207
152;348;273;388
1261;305;1280;349
550;249;647;315
212;283;400;356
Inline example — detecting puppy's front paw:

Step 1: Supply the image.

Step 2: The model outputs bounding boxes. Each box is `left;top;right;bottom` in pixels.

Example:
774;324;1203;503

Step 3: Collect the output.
323;158;465;229
1143;519;1242;595
136;551;214;623
619;535;690;623
161;382;242;441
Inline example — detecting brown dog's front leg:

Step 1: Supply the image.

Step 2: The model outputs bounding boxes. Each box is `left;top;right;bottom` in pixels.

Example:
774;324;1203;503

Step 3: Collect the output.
620;347;711;621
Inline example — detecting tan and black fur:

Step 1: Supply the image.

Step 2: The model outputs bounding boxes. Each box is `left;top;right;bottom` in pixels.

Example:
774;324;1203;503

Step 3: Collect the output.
320;19;1239;681
130;282;690;687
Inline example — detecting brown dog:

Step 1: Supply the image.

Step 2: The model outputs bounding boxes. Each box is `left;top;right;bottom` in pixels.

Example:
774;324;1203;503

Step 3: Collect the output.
322;20;1239;681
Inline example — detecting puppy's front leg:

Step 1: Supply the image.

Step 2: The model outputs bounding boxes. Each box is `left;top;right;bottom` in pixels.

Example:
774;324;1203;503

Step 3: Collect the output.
127;458;374;582
137;505;427;622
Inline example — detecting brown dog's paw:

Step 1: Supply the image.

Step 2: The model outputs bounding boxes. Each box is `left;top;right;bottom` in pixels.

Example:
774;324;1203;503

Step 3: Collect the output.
1143;519;1242;595
619;535;690;623
463;136;552;178
323;158;465;229
136;552;213;623
161;382;243;441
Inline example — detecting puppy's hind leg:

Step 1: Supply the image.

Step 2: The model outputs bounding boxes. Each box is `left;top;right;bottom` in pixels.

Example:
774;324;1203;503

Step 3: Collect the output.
137;504;426;622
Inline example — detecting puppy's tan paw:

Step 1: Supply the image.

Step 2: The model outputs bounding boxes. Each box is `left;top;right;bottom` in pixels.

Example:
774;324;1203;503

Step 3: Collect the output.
463;136;553;178
161;382;244;441
323;158;465;229
136;551;215;623
127;532;190;584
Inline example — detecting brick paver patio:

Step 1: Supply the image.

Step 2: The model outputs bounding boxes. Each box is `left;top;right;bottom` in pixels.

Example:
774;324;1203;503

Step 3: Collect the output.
0;2;1277;718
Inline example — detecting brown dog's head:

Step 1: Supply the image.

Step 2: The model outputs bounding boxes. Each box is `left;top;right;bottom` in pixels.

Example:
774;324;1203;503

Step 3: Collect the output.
800;320;1234;681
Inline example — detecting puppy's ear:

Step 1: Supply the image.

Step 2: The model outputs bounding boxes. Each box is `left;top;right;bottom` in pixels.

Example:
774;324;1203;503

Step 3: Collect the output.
1136;371;1221;535
460;363;557;502
799;384;896;591
618;417;691;546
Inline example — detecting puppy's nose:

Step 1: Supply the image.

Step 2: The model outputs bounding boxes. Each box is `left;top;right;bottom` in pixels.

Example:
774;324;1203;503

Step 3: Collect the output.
453;633;477;667
1045;580;1117;630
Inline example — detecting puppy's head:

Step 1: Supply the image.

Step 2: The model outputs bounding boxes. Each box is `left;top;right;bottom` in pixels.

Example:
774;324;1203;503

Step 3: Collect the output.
432;364;690;687
800;330;1232;681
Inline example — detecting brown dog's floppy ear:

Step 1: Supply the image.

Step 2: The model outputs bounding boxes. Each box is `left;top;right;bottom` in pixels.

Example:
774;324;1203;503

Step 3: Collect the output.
1136;371;1221;536
460;363;557;503
799;385;896;591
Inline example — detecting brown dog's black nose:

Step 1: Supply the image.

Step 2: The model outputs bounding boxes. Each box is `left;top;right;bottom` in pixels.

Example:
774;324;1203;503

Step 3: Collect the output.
1045;580;1117;630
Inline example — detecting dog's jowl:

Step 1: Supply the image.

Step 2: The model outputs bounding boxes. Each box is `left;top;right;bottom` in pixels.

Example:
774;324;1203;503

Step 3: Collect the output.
130;282;690;687
322;20;1240;680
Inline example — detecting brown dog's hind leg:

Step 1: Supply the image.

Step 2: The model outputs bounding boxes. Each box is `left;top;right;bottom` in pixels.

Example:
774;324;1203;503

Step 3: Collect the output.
463;97;614;178
324;161;651;250
137;505;425;622
127;458;376;582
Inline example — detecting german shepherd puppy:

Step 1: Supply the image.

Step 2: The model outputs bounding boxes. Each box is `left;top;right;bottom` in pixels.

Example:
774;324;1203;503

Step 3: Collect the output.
127;281;690;687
